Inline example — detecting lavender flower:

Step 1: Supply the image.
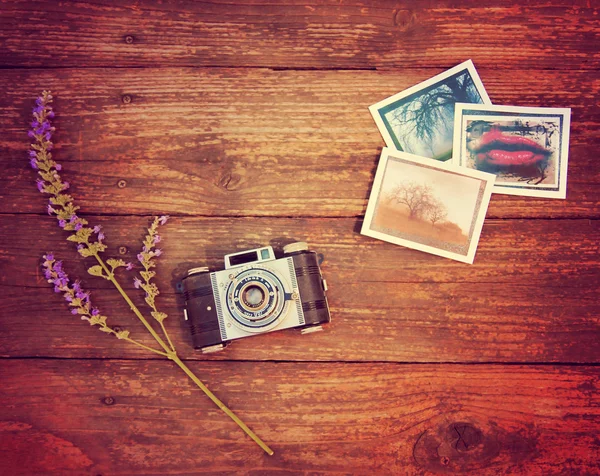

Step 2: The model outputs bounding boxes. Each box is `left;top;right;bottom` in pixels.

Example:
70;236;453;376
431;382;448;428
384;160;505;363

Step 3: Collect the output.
133;216;169;325
29;93;272;455
133;277;142;289
28;91;104;258
41;255;128;336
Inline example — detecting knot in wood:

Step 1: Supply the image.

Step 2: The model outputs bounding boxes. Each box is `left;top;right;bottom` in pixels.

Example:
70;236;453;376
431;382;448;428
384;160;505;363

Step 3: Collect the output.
218;172;242;191
393;9;417;31
451;423;482;452
121;94;132;104
118;246;127;255
117;180;127;188
124;35;134;44
102;396;115;406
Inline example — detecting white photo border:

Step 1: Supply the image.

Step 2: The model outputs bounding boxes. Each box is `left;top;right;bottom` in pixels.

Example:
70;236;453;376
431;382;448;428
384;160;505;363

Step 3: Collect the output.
452;104;571;199
369;60;492;157
361;148;495;264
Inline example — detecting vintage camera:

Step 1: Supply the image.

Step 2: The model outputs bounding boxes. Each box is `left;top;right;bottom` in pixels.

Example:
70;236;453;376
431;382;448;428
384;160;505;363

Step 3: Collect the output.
182;242;330;353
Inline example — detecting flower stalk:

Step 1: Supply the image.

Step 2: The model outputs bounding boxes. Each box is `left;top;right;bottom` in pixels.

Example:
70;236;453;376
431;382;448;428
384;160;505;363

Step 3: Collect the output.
29;91;273;456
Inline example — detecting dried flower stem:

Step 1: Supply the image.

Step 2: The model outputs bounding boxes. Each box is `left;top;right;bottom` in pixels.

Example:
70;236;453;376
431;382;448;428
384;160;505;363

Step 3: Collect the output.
94;250;273;454
136;216;175;352
30;91;273;456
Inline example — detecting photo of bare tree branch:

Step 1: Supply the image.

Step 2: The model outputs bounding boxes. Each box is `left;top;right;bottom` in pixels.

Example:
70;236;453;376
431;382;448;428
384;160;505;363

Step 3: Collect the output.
383;70;483;161
371;62;490;162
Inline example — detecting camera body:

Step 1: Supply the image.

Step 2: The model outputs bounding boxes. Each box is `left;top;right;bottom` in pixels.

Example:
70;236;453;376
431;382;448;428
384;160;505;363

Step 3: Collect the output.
182;242;330;353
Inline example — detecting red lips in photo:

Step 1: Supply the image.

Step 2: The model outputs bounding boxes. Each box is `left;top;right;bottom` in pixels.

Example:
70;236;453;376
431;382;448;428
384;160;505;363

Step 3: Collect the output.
470;127;551;166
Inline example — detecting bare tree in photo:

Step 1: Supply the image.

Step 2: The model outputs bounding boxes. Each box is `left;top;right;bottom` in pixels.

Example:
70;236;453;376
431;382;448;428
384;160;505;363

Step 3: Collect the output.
390;181;434;219
426;197;448;227
388;71;481;153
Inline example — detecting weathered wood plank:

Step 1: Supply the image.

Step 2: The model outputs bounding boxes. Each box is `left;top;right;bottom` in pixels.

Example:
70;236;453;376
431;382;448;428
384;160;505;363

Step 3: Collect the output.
2;68;598;218
0;0;598;69
0;360;598;474
1;216;598;362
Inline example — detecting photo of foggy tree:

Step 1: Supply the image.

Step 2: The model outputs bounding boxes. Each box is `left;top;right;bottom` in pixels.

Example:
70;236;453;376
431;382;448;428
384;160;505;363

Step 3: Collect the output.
381;70;485;161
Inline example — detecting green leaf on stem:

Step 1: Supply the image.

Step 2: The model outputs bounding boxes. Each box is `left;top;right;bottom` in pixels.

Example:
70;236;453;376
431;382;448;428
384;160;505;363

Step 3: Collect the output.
87;265;106;278
151;311;167;323
107;258;126;269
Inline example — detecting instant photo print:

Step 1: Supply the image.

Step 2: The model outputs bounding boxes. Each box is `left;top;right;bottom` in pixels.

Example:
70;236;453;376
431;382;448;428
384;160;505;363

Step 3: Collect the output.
369;60;491;161
361;148;495;264
452;104;571;199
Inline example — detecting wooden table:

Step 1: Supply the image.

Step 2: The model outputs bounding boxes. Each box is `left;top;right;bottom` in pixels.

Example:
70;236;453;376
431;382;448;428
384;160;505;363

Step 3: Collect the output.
1;1;599;474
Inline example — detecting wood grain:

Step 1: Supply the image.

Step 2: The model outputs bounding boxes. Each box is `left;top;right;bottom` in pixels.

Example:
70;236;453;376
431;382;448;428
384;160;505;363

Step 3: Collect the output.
1;0;598;69
1;216;598;363
0;359;598;474
1;2;599;472
1;68;598;218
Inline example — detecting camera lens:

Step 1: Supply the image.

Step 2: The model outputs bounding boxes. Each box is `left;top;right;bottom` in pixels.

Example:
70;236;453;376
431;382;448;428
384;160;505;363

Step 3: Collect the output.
226;269;287;332
243;285;265;309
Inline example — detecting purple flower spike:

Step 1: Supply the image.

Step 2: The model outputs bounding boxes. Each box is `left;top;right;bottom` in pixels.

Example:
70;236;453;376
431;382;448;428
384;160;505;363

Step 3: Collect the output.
29;150;37;158
98;232;105;241
133;277;142;289
137;253;144;263
154;249;163;257
75;222;83;231
36;179;45;192
91;308;100;316
158;215;169;225
44;132;52;141
77;244;84;251
58;219;66;228
71;308;78;315
30;157;38;169
44;253;54;261
55;163;62;171
62;182;70;190
126;262;134;271
93;225;102;233
69;215;78;223
153;235;161;244
48;111;55;118
28;130;36;138
47;204;56;215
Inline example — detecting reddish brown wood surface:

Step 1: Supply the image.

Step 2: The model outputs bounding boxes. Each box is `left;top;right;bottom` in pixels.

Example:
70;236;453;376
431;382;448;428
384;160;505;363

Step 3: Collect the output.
1;68;599;218
1;0;599;474
1;360;599;474
1;216;598;363
0;0;599;69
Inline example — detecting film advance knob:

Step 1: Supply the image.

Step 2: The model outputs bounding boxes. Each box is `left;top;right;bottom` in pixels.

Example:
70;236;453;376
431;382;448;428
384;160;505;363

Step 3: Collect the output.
283;242;309;254
187;266;210;276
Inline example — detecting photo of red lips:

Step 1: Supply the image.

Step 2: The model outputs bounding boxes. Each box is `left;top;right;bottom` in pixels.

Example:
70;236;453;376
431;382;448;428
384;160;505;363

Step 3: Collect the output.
470;127;551;166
